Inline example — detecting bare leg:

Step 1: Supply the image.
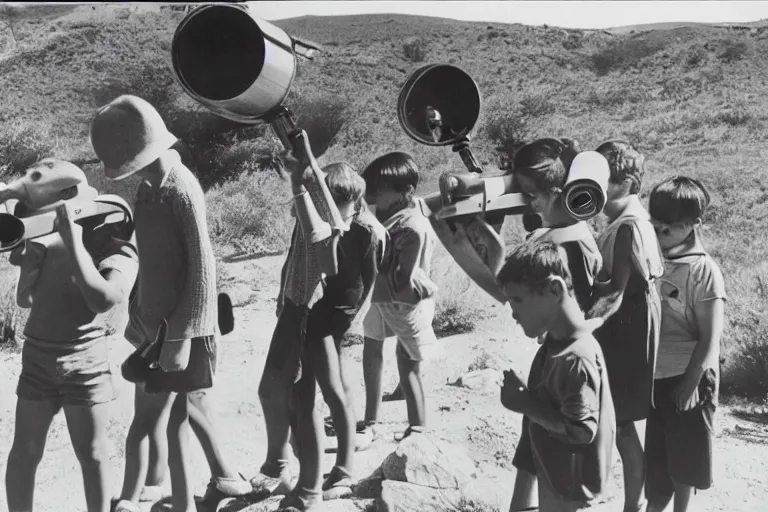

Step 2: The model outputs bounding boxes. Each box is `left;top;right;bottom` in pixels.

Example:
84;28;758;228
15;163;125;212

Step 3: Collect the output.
308;335;355;476
188;391;235;479
362;337;384;424
6;399;59;512
167;392;194;512
63;402;113;512
118;386;174;503
509;470;538;512
396;353;426;427
617;422;647;512
292;361;323;495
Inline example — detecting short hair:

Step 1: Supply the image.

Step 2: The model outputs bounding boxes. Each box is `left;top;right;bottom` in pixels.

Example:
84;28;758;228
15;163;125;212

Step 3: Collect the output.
596;139;645;194
512;138;581;192
323;162;365;206
497;239;574;294
648;176;711;225
361;152;420;195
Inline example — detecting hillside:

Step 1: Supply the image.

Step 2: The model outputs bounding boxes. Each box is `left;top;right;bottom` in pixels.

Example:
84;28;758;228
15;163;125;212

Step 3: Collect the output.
1;5;768;395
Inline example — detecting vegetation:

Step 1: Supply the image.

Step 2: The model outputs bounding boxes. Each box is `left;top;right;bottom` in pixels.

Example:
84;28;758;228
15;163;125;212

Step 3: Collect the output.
1;6;767;397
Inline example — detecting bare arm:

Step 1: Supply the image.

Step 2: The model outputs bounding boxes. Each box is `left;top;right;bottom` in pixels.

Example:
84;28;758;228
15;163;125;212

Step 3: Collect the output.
587;225;636;321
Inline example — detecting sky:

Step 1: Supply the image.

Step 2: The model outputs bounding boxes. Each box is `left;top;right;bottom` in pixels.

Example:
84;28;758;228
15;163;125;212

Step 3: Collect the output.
249;1;768;30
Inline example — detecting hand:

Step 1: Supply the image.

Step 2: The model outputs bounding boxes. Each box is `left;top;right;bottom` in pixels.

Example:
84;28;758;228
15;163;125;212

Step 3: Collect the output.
54;204;83;250
158;339;192;372
671;376;700;412
279;145;311;186
500;369;531;413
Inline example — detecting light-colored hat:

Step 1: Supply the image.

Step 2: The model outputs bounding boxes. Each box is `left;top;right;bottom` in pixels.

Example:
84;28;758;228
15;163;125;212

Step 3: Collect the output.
90;95;178;181
4;158;99;216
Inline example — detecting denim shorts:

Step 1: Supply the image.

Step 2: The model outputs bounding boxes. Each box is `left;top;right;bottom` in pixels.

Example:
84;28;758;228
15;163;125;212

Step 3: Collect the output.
17;335;116;407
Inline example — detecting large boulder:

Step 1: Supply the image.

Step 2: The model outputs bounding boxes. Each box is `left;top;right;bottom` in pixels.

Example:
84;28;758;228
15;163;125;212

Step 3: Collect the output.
376;480;462;512
380;433;479;489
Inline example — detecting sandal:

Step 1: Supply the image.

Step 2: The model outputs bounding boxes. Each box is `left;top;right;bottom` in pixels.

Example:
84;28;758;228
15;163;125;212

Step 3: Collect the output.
202;473;253;502
322;466;355;500
394;425;426;442
382;384;405;402
250;463;294;496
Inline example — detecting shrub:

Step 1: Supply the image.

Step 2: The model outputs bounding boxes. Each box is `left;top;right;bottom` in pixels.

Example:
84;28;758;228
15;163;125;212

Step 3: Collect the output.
718;39;748;63
590;36;666;75
0;119;56;178
0;260;25;351
403;37;427;62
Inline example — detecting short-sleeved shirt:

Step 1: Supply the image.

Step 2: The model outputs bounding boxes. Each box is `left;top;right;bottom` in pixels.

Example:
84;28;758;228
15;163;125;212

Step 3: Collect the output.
655;252;727;379
372;198;438;305
21;229;139;344
528;333;616;504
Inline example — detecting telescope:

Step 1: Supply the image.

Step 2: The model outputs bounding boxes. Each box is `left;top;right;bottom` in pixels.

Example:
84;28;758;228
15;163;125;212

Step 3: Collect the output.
0;195;132;253
171;3;344;277
397;63;609;223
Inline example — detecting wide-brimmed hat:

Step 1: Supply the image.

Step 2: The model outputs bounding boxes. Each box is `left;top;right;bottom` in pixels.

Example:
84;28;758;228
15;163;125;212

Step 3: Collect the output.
90;95;178;181
8;158;99;217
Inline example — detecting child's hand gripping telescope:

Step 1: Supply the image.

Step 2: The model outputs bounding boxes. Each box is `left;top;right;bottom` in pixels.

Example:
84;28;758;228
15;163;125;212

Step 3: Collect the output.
397;64;610;302
170;3;343;278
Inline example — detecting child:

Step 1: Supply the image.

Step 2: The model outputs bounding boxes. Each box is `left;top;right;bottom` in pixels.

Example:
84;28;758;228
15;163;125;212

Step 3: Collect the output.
4;159;138;512
359;151;439;441
499;239;616;512
587;140;664;512
645;177;725;512
251;146;385;511
90;94;249;512
504;138;604;512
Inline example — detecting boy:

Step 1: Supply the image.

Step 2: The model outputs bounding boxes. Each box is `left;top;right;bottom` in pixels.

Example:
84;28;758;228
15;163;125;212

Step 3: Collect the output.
499;240;616;512
360;151;438;440
4;160;138;512
91;94;248;512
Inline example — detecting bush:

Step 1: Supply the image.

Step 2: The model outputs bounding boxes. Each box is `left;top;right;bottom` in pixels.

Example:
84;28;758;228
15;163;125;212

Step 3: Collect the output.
402;37;427;62
0;120;56;178
0;260;25;351
590;36;666;75
718;39;748;63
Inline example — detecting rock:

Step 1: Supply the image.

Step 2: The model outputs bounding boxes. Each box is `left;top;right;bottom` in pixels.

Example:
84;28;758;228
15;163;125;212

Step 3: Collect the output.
457;369;502;391
376;480;461;512
235;496;364;512
354;467;384;499
380;434;478;489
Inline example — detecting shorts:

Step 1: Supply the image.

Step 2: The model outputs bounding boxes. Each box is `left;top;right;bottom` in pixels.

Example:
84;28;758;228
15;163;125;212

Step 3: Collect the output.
645;369;717;497
512;416;537;475
143;336;218;394
363;299;437;362
17;335;116;407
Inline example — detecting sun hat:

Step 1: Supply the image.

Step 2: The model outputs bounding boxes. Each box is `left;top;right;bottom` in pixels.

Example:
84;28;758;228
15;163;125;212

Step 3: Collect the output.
90;95;178;181
11;158;99;216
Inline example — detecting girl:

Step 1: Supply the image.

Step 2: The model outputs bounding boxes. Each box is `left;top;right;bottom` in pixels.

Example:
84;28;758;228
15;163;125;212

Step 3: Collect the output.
588;140;664;512
4;159;138;512
645;177;725;512
492;138;605;512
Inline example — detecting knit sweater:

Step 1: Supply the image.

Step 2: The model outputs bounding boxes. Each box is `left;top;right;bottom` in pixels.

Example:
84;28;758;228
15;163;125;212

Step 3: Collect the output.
126;154;217;344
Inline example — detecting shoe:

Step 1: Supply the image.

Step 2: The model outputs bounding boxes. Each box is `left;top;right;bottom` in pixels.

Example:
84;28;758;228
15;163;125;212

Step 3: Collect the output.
278;487;322;511
382;385;405;402
202;473;253;502
322;466;355;500
112;499;140;512
138;484;166;502
250;466;294;496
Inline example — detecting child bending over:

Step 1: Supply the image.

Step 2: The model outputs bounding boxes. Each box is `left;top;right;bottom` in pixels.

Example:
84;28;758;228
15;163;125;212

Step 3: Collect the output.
499;239;616;512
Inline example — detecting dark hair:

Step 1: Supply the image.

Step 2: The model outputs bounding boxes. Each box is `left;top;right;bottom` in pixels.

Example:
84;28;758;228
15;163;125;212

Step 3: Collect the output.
596;139;645;194
497;239;573;293
648;176;711;225
512;138;581;192
323;162;365;206
361;152;420;196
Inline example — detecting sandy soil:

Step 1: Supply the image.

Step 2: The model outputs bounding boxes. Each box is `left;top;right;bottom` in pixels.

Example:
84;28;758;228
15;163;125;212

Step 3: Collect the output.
0;253;767;512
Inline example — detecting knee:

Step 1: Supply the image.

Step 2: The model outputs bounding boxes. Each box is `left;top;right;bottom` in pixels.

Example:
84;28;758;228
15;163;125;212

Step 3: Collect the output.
259;369;287;406
72;436;110;467
8;437;45;468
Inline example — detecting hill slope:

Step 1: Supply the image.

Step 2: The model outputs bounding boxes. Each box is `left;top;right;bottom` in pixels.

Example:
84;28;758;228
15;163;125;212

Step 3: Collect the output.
1;5;768;395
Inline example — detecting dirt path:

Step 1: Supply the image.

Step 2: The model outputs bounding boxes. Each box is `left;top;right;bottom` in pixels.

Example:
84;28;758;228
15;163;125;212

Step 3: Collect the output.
1;254;767;511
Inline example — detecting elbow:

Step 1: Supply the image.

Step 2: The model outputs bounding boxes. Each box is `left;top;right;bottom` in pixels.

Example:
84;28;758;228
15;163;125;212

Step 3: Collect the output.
89;290;124;314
